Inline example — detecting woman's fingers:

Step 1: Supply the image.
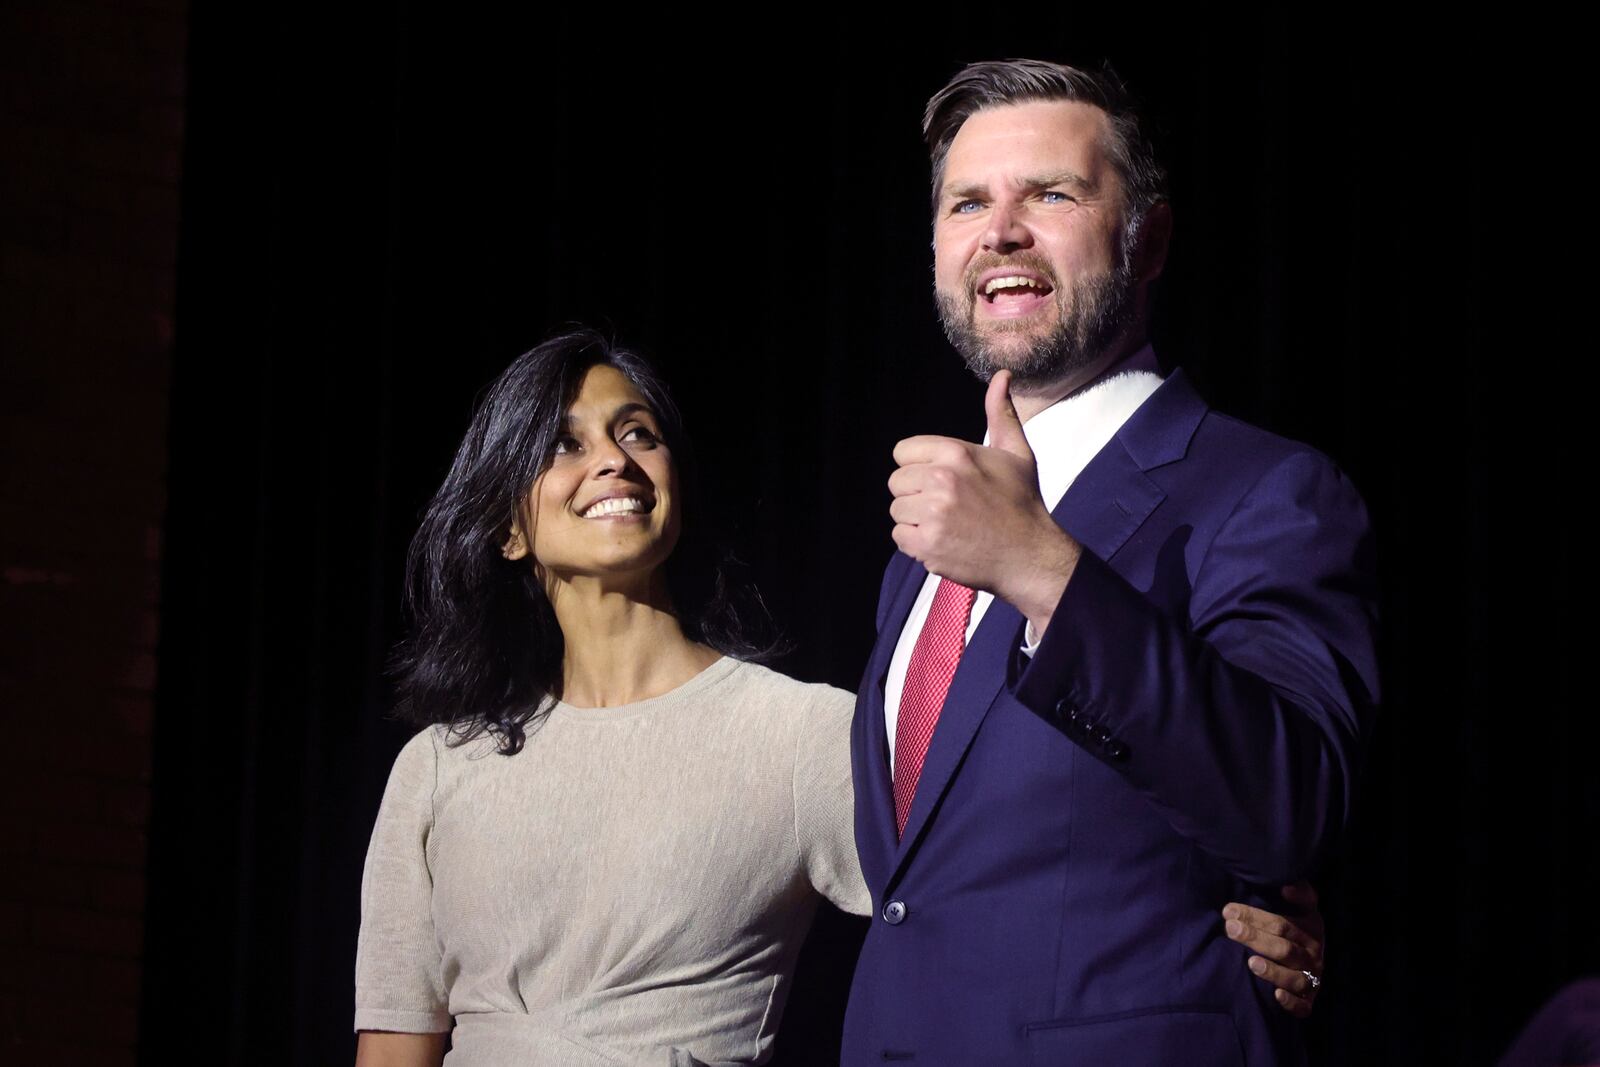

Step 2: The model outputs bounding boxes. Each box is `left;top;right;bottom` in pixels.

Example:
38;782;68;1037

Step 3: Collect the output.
1247;954;1320;1017
1223;903;1324;972
1225;889;1326;1019
1274;986;1315;1019
1222;908;1324;979
1246;953;1318;995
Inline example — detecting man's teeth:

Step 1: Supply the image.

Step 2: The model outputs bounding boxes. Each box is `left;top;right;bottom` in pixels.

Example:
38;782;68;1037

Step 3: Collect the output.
984;276;1047;296
582;497;647;518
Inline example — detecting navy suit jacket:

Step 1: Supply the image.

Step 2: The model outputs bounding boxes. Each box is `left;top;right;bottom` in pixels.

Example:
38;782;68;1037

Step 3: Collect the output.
843;370;1379;1065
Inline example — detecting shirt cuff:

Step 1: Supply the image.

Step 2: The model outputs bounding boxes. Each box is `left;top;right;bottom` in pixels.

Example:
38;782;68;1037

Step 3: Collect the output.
353;1006;452;1034
1020;619;1042;657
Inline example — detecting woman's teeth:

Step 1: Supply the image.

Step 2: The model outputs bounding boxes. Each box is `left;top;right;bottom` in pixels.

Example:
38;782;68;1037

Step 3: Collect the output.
582;497;647;518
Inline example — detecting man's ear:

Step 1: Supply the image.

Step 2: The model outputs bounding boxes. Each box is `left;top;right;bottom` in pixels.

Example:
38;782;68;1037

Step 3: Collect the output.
1132;201;1172;284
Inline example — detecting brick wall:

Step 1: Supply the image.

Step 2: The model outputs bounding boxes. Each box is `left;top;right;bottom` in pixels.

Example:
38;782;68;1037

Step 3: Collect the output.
0;2;187;1063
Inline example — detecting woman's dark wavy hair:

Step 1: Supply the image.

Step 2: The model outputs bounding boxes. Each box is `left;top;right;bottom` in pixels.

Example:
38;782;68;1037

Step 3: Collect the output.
391;328;778;755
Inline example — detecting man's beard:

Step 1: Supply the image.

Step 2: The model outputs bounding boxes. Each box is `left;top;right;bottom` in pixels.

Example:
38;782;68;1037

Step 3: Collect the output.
936;252;1138;389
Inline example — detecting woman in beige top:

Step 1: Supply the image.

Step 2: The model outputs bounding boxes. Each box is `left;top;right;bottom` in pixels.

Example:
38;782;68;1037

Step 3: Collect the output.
354;331;1327;1066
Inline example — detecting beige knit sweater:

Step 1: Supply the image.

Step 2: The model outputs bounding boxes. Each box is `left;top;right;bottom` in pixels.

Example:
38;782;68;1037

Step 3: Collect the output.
355;657;869;1066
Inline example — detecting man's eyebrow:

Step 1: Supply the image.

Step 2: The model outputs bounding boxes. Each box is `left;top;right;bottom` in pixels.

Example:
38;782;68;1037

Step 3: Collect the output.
1022;169;1095;192
941;170;1096;202
942;180;990;203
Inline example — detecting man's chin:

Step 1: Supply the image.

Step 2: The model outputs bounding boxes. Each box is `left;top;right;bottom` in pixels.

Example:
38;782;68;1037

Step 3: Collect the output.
976;331;1050;364
962;328;1059;378
939;298;1072;384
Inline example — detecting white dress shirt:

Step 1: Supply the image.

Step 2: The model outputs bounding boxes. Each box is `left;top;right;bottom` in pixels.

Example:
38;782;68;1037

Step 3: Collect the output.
883;348;1166;772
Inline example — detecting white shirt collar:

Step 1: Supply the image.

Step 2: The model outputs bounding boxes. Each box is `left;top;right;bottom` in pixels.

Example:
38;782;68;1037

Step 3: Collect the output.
989;344;1167;509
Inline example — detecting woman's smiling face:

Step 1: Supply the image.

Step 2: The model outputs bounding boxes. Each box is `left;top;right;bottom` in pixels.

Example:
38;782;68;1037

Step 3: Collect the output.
504;363;680;585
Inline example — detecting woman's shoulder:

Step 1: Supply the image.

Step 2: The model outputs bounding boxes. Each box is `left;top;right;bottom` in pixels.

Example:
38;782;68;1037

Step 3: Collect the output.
717;659;856;722
389;721;502;775
388;724;441;771
368;725;449;824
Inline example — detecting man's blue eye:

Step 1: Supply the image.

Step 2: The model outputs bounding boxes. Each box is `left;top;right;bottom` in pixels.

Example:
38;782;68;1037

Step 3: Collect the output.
954;200;982;214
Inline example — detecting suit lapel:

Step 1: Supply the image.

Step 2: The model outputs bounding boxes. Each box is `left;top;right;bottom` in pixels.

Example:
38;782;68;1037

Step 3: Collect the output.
1055;437;1166;561
1057;368;1205;560
858;552;926;880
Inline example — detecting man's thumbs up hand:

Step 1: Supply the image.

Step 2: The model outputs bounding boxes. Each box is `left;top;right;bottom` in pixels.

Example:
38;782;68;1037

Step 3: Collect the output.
889;371;1079;636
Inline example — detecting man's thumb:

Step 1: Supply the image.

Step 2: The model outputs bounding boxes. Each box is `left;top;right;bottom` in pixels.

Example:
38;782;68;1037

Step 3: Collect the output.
985;370;1033;461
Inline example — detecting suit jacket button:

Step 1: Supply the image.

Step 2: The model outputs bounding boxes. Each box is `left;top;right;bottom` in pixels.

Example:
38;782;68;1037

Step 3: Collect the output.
1094;725;1113;745
1054;699;1077;722
882;900;908;925
1107;740;1131;762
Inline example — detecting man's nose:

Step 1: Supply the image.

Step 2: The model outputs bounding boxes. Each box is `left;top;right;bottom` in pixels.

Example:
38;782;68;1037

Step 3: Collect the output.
982;201;1033;253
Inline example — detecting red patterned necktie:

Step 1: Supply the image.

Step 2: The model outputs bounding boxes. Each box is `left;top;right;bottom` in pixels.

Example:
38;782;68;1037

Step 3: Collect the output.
893;577;979;837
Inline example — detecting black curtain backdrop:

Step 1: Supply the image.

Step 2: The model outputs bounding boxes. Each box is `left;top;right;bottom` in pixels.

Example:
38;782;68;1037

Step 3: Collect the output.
141;8;1589;1066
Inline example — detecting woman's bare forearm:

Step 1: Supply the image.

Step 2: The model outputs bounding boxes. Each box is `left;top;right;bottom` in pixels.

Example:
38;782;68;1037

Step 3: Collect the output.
355;1030;447;1067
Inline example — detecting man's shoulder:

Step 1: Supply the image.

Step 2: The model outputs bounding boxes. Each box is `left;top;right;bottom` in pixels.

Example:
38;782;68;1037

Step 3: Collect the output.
1138;370;1349;480
1191;406;1336;467
1130;375;1366;523
1163;406;1371;547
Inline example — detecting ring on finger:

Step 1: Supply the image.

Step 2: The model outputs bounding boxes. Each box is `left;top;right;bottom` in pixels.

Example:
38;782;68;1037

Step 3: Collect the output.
1302;970;1322;991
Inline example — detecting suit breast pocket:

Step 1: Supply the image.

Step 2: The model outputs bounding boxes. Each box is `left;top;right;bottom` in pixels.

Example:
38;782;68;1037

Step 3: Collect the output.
1025;1007;1244;1066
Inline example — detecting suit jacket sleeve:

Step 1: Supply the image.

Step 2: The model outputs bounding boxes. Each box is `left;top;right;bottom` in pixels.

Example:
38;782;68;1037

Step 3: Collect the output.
1011;448;1379;885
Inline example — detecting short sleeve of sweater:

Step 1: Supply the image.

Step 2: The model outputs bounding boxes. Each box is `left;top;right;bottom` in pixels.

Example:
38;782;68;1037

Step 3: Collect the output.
793;687;870;917
354;728;452;1034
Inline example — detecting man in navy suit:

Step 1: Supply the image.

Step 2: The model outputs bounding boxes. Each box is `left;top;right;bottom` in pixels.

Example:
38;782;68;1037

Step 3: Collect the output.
843;60;1378;1064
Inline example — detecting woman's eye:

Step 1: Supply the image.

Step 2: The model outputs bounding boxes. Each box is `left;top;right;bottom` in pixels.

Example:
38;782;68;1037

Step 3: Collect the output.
551;435;579;456
622;426;659;446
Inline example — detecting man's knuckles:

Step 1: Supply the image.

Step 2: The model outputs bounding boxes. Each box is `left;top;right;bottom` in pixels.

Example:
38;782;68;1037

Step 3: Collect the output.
923;466;961;494
893;435;972;467
889;523;918;554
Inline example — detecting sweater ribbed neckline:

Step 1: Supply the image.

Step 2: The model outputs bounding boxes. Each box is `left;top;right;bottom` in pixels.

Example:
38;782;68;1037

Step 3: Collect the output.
546;655;739;722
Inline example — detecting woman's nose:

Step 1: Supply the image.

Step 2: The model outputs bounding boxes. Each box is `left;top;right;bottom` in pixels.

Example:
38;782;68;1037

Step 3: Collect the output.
589;438;631;477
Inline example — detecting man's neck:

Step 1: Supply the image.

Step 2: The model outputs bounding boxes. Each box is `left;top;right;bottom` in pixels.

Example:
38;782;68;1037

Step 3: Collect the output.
1011;335;1157;423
